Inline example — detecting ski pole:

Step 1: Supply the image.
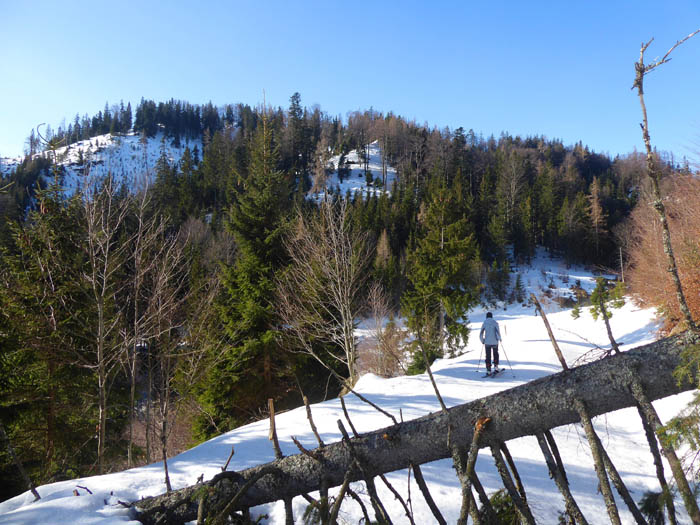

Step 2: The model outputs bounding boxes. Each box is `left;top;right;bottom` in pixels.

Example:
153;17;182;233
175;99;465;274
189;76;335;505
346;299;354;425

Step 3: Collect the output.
499;341;515;377
476;344;484;372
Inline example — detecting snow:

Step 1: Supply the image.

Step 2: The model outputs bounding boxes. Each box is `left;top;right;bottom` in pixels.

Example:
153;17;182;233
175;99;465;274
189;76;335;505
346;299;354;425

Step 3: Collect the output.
0;132;202;196
0;257;693;523
311;140;397;201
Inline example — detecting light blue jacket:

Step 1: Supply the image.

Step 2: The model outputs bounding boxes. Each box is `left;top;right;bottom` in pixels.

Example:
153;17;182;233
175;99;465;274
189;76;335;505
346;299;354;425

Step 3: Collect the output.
479;318;501;346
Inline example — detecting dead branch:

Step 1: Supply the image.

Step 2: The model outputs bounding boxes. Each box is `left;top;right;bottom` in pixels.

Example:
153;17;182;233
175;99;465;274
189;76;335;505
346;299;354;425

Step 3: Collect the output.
490;444;536;524
631;378;700;523
411;462;446;525
536;432;588;525
574;398;621;525
633;30;700;333
379;474;415;525
304;395;325;447
221;446;235;472
337;420;392;524
531;293;568;369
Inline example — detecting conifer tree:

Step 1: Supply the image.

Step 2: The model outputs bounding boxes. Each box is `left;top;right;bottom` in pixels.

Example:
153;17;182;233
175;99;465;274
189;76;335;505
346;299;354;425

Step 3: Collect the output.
590;277;625;354
0;182;94;493
588;177;607;259
199;111;291;435
402;181;480;372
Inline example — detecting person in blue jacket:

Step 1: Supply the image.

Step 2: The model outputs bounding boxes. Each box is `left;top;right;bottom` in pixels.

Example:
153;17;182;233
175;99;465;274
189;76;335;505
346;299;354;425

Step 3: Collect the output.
479;312;501;374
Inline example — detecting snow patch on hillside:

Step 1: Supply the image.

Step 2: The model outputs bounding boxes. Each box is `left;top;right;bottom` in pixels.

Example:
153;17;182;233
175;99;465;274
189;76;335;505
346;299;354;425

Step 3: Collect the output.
311;140;397;200
1;132;202;195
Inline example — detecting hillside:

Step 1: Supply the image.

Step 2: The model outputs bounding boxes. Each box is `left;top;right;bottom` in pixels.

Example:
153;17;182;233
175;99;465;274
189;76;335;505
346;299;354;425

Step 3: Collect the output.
0;252;692;525
0;131;202;195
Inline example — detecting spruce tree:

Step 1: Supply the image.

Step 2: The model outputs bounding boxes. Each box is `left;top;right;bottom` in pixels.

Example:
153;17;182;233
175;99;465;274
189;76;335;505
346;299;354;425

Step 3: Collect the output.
402;181;480;371
199;112;291;436
0;182;95;495
590;277;625;354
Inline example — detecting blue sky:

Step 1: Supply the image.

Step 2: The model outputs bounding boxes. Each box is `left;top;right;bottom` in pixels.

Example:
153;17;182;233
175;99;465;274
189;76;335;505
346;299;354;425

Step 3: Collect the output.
1;1;699;160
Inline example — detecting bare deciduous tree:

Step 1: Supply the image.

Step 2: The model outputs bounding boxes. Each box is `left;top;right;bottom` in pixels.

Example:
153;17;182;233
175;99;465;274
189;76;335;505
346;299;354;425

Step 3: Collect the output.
81;173;131;474
278;199;372;386
366;282;406;378
633;30;700;333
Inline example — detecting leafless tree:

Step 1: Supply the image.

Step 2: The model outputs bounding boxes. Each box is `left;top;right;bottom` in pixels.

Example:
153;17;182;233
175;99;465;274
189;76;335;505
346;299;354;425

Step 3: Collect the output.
366;282;406;377
277;199;372;386
588;177;607;258
498;147;527;231
632;29;700;333
81;173;131;474
123;187;171;467
144;226;224;491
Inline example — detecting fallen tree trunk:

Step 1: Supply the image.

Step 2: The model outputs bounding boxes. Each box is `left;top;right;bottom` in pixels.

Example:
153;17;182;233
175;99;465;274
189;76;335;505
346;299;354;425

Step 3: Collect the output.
133;331;697;524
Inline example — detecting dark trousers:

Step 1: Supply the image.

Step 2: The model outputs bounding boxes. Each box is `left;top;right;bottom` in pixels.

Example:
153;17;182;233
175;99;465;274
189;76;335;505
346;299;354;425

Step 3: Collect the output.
485;344;499;370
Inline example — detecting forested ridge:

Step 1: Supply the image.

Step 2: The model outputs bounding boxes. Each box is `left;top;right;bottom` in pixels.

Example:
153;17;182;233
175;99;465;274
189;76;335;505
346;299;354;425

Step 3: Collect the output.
0;92;685;502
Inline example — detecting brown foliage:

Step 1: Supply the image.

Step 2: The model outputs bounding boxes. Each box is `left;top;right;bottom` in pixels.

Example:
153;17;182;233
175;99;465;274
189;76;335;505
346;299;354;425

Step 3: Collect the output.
622;175;700;329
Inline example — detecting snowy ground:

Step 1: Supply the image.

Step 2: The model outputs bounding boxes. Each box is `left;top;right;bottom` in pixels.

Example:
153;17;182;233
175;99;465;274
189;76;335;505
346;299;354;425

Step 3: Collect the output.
0;132;202;196
311;140;397;201
0;252;694;524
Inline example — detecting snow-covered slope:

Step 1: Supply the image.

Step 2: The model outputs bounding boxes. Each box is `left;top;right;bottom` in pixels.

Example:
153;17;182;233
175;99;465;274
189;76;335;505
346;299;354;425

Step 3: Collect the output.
311;140;397;200
0;255;692;525
0;132;202;195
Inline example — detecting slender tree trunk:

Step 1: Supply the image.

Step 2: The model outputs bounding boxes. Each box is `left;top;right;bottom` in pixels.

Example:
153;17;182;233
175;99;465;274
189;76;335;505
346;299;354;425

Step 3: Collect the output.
0;423;40;501
128;345;136;468
146;351;153;463
97;305;107;474
530;293;568;369
575;398;621;525
161;411;171;492
599;299;620;354
634;36;698;333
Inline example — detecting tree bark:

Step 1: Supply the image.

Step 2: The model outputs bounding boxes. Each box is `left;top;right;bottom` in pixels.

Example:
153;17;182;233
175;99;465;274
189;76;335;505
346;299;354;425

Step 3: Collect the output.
133;331;696;524
631;378;700;524
530;293;568;369
536;432;587;524
636;404;677;525
634;34;699;333
575;398;621;525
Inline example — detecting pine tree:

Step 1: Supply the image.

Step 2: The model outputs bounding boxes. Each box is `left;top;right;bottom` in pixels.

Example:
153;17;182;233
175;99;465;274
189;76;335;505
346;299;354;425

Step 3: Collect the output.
199;112;291;435
588;177;607;259
402;181;480;371
590;277;625;355
123;102;132;133
0;182;95;495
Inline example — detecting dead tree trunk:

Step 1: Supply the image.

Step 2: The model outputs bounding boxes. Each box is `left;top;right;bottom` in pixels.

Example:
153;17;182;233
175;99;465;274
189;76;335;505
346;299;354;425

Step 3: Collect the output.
0;423;40;501
536;432;587;524
633;31;700;333
530;293;568;369
631;378;700;524
133;332;696;524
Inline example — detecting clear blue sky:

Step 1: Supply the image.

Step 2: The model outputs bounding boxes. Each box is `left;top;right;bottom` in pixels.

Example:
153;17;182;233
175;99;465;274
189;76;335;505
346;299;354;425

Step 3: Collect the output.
1;1;699;160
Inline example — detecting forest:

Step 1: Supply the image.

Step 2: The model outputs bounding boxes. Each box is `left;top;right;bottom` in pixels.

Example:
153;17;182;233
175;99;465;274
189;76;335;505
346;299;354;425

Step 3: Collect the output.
0;91;696;504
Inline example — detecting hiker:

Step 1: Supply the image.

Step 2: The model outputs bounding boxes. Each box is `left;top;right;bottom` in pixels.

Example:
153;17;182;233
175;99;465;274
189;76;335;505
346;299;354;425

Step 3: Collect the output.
480;312;502;374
